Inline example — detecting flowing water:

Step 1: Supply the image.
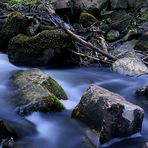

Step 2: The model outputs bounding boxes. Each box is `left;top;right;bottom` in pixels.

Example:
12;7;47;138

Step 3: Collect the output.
0;53;148;148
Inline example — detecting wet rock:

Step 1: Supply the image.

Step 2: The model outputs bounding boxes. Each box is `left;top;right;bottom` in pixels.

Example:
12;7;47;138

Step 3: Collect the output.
79;12;99;28
128;0;147;8
0;12;29;51
0;117;36;143
51;0;72;10
72;84;144;144
108;10;131;32
110;0;128;9
139;22;148;31
134;33;148;52
83;130;100;148
1;137;15;148
0;2;13;12
72;0;108;13
9;68;67;116
110;40;137;58
8;29;73;66
106;30;120;41
0;18;6;31
112;57;148;76
136;85;148;96
142;142;148;148
110;0;147;9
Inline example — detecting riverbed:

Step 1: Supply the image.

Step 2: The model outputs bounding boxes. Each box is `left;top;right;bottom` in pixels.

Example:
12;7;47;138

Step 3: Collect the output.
0;53;148;148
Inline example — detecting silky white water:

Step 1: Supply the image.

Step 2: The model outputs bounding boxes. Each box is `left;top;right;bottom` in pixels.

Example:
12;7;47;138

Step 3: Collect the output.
0;53;148;148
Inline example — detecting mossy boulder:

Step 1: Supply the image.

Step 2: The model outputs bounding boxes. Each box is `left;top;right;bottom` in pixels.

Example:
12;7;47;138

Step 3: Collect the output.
8;29;73;66
79;12;99;28
8;68;67;116
0;11;29;51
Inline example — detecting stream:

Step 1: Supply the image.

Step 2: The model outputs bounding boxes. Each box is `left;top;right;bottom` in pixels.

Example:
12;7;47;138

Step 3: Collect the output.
0;52;148;148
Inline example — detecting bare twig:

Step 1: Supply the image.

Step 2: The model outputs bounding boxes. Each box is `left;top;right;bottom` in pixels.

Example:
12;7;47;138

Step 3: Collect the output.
38;0;117;62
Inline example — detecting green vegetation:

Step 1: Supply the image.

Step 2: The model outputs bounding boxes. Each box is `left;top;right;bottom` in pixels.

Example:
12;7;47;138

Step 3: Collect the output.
41;77;68;100
140;12;148;21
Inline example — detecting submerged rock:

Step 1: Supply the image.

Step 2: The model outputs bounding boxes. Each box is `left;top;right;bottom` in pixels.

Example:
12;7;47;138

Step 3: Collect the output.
136;85;148;96
112;57;148;76
9;69;67;116
8;30;73;66
72;84;144;144
0;117;36;143
0;12;29;51
142;142;148;148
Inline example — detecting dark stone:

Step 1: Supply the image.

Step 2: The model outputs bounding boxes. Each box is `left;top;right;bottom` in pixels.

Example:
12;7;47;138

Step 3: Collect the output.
0;12;29;51
72;84;144;144
0;117;36;143
8;30;73;66
109;10;131;32
134;33;148;52
136;85;148;96
142;142;148;148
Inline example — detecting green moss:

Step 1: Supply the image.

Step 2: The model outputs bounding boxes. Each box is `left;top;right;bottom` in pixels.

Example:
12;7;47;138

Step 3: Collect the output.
0;11;29;51
43;95;66;112
41;77;68;100
8;29;73;65
79;12;99;28
3;12;29;35
9;69;66;115
9;30;72;54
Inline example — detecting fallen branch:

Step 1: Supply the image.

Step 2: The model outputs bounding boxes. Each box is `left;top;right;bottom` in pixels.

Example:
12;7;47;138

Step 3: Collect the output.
39;0;117;62
70;49;113;65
